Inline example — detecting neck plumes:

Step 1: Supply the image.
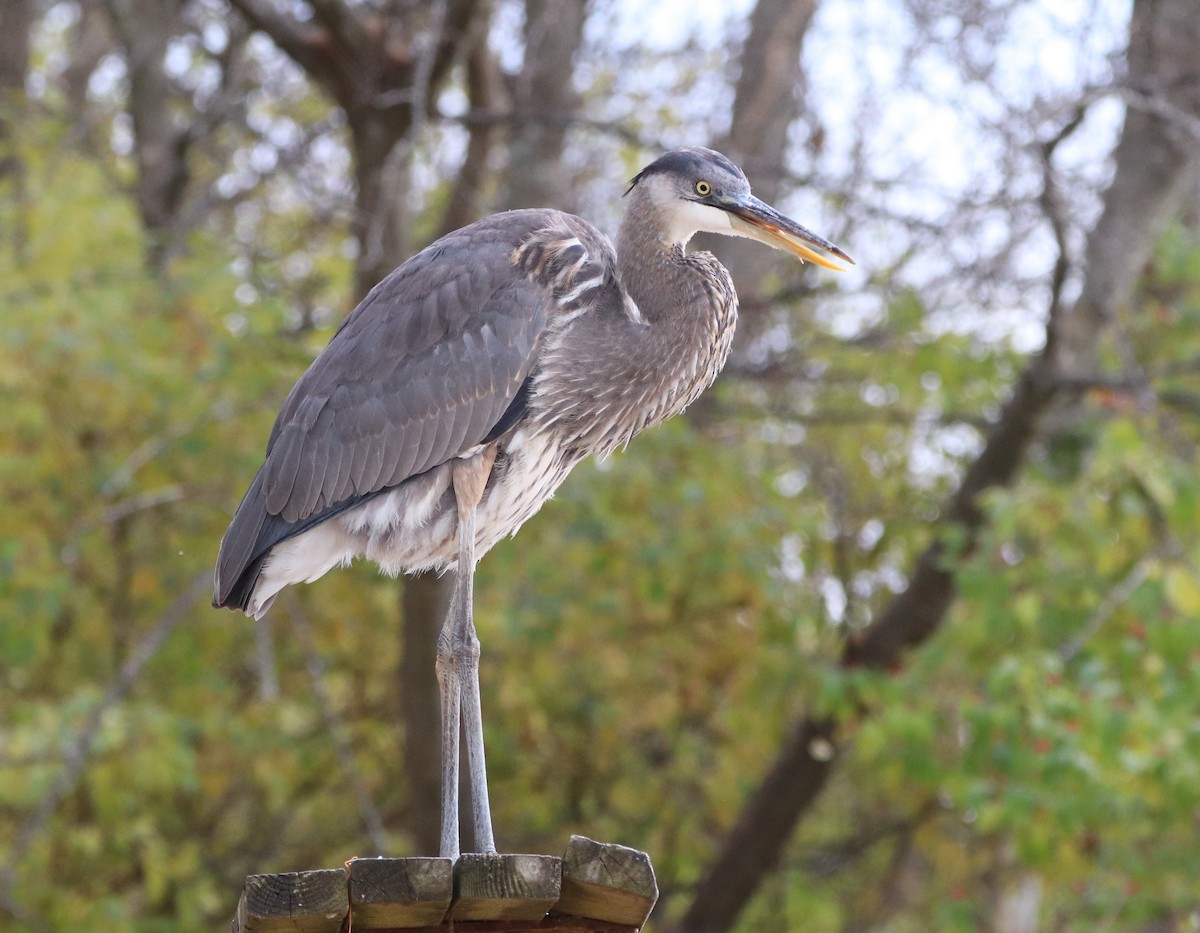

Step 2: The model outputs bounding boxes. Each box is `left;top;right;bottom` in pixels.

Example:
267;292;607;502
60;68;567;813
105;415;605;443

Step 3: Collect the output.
616;212;674;323
596;188;738;433
617;187;729;327
529;189;739;457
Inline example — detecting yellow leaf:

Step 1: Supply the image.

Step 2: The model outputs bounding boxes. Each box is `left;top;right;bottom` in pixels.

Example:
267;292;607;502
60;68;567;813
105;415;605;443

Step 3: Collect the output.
1164;566;1200;617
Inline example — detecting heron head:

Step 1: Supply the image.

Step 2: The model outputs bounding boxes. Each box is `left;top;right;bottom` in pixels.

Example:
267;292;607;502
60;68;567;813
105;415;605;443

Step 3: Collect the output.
626;147;854;272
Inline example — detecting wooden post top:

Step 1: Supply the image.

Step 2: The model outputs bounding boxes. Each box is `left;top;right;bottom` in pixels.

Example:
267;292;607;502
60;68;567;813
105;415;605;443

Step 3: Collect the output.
230;836;658;933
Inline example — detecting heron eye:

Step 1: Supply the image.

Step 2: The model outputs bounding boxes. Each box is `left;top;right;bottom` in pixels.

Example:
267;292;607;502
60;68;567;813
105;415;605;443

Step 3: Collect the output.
695;180;712;196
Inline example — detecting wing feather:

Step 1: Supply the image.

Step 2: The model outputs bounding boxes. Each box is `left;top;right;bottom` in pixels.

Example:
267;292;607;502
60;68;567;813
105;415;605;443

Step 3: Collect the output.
214;207;610;610
286;211;564;516
323;432;349;507
291;436;321;521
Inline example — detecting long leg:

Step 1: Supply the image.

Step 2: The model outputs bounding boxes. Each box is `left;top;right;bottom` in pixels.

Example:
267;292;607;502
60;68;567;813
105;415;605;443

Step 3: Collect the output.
436;449;497;860
435;592;462;859
454;494;497;855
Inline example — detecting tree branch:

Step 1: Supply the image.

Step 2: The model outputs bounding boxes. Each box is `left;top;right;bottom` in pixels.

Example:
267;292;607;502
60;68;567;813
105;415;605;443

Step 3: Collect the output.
225;0;330;83
1058;557;1153;663
675;719;837;933
443;107;649;149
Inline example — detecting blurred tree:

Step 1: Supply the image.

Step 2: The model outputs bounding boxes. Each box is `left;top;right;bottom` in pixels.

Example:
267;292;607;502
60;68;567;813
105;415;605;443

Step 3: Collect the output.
497;0;589;211
225;0;484;295
103;0;197;268
0;0;32;159
712;0;817;304
4;1;1200;931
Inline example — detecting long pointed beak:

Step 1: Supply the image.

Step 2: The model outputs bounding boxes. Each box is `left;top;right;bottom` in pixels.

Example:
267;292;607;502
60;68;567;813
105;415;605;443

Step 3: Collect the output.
720;194;855;272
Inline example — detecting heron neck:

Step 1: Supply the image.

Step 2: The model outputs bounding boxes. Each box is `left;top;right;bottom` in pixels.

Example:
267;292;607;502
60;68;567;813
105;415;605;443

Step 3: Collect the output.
530;194;737;455
616;195;703;323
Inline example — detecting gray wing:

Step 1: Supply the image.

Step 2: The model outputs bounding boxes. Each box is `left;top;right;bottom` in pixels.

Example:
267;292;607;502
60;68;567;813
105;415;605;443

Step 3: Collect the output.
214;209;565;609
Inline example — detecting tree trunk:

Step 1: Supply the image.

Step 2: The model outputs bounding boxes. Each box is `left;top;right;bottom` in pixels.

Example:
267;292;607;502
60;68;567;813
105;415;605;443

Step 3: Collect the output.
439;36;506;236
399;572;452;855
349;116;413;299
63;0;112;122
0;0;32;130
498;0;589;213
1054;0;1200;377
686;0;817;434
0;0;31;227
101;0;193;271
676;719;835;933
713;0;817;307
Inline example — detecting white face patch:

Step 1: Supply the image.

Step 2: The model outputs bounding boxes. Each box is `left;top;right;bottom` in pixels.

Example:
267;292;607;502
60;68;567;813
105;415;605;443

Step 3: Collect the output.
664;199;735;247
640;174;737;247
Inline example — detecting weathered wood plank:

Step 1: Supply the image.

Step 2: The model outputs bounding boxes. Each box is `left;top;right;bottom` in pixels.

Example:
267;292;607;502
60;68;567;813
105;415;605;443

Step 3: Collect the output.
552;837;658;928
346;857;454;929
450;853;562;921
230;839;655;932
369;918;638;933
231;869;348;933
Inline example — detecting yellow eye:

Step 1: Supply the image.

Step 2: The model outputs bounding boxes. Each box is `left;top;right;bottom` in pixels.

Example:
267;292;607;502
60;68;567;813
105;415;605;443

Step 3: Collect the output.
695;180;712;196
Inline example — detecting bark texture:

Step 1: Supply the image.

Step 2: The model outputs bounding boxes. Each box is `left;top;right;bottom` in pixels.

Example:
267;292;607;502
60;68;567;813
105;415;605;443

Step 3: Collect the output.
714;0;817;304
0;0;31;176
498;0;589;213
102;0;194;268
227;0;484;297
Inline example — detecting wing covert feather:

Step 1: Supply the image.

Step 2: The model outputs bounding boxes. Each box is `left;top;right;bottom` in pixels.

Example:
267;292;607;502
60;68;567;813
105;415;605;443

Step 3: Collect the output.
259;211;560;524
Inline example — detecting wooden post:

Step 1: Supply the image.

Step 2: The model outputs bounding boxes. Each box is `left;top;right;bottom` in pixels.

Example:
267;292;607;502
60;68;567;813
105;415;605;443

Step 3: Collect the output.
554;837;658;927
231;869;347;933
451;853;562;921
229;837;658;932
346;857;454;929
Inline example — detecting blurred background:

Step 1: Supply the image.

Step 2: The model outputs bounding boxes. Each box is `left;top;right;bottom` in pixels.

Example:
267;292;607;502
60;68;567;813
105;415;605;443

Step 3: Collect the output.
3;0;1200;929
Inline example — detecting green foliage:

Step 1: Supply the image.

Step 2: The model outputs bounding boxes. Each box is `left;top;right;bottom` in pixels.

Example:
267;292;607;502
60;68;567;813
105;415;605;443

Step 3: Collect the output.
6;78;1200;933
765;224;1200;931
0;124;383;930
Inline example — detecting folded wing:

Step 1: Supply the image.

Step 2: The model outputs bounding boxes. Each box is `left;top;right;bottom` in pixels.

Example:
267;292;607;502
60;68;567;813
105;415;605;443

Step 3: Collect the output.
213;210;563;609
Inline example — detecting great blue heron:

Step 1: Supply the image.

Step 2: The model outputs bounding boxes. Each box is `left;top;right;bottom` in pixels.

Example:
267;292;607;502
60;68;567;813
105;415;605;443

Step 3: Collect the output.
214;147;853;860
